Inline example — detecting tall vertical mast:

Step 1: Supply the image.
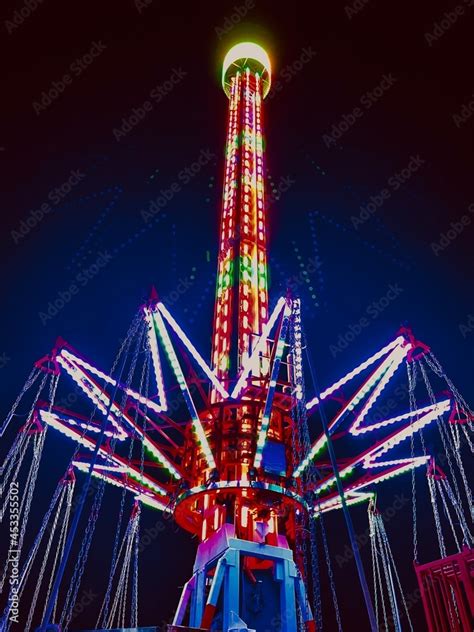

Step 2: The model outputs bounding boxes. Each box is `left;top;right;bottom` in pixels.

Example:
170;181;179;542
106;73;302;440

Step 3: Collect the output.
212;43;271;395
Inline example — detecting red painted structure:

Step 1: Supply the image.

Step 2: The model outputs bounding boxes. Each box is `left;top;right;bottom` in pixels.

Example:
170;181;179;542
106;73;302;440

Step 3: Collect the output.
415;547;474;631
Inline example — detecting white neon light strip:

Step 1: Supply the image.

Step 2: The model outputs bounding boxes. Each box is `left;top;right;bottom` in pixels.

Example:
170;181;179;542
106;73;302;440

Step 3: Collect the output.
73;463;172;512
363;401;450;466
54;356;180;479
135;493;171;513
73;460;126;489
44;411;169;495
142;436;182;480
349;457;430;494
349;344;409;435
57;355;127;433
153;311;216;470
157;302;229;399
42;413;97;449
315;491;375;514
366;455;430;469
338;402;445;474
306;336;405;411
253;313;290;468
295;343;410;478
315;457;429;514
300;397;447;489
60;348;166;414
313;465;355;495
38;409;125;440
352;399;451;437
231;296;287;399
144;306;169;411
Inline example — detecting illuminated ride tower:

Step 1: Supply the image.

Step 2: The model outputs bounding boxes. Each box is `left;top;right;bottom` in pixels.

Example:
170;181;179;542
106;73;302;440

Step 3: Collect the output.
28;39;450;632
173;43;315;632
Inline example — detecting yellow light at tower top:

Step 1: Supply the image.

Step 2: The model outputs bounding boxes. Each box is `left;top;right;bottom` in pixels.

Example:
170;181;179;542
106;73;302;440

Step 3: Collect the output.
222;42;271;98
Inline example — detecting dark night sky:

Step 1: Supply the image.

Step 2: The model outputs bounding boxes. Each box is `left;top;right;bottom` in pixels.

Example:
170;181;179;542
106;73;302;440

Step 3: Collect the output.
0;0;473;630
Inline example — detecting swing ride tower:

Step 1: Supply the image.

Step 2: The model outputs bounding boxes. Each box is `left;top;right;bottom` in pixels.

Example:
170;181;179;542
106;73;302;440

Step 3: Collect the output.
0;39;473;632
172;42;316;632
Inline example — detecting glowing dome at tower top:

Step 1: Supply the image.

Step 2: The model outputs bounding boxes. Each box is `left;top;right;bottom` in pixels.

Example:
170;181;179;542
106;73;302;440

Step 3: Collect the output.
222;41;271;98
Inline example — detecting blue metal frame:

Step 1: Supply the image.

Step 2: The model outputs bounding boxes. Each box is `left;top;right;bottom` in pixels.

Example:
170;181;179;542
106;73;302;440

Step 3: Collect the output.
173;525;314;632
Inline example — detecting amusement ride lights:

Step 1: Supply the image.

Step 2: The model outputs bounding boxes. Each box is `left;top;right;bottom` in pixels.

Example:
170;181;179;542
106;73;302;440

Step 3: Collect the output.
23;41;461;632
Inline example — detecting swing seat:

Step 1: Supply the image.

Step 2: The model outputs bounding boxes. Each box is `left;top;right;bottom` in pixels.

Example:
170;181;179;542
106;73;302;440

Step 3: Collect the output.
415;547;474;631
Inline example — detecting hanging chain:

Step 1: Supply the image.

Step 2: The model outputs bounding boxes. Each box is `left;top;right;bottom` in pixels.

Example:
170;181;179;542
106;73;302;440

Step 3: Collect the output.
369;515;379;629
371;514;388;632
96;520;131;626
0;435;33;523
442;479;473;547
24;484;67;632
290;299;322;631
460;423;474;454
318;510;343;631
297;301;344;631
61;471;107;630
105;512;138;628
427;476;446;558
101;323;147;626
374;522;398;631
377;514;413;632
0;366;41;437
309;518;322;631
1;407;48;594
407;360;419;563
131;507;140;627
68;309;144;465
0;358;54;499
47;372;60;412
62;316;146;630
45;481;75;624
436;479;462;552
425;351;474;427
419;359;471;516
0;480;64;628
